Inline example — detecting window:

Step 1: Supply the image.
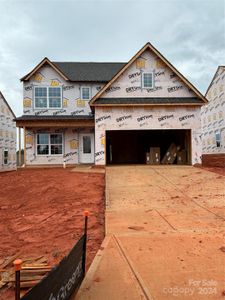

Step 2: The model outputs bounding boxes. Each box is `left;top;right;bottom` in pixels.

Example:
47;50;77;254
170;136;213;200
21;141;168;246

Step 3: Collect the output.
215;130;221;147
142;72;154;89
37;133;49;155
37;133;63;155
50;134;63;155
83;136;91;153
81;87;90;100
34;87;62;109
49;87;61;108
35;87;47;108
3;149;8;165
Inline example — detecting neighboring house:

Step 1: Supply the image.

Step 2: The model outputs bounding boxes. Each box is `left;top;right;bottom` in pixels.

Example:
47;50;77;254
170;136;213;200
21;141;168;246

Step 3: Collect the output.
0;92;17;171
16;42;207;166
201;66;225;167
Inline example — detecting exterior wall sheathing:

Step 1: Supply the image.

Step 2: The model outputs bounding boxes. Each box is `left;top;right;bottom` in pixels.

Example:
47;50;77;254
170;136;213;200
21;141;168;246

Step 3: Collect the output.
201;67;225;167
0;93;16;171
95;106;202;165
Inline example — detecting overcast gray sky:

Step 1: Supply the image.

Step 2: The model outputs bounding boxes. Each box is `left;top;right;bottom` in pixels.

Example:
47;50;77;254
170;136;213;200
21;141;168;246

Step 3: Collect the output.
0;0;224;117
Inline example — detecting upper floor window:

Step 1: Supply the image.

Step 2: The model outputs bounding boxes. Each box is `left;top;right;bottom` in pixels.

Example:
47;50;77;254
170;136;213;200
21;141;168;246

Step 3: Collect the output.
34;87;62;109
81;87;91;100
142;72;154;89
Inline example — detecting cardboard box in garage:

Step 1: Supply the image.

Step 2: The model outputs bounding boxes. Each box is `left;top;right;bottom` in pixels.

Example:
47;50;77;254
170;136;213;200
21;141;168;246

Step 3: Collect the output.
149;147;160;164
161;143;181;164
146;152;150;164
177;150;187;164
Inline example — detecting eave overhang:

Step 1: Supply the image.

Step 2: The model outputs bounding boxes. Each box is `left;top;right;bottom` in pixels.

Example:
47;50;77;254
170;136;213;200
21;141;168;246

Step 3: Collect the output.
15;115;95;128
93;97;205;106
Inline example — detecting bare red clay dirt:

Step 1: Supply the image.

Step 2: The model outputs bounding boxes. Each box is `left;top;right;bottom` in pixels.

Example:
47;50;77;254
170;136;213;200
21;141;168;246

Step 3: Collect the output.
0;168;105;300
201;166;225;176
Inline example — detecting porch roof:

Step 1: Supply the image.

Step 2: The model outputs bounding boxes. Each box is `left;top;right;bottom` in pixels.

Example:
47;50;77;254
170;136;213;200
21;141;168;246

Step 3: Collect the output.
15;115;95;128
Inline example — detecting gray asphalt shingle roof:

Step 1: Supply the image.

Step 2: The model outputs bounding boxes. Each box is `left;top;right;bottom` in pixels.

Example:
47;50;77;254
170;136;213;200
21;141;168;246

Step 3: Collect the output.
53;62;126;82
94;97;203;105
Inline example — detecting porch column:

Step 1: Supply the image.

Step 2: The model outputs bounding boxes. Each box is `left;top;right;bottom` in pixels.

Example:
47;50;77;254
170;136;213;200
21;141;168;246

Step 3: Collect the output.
23;126;26;166
18;127;21;166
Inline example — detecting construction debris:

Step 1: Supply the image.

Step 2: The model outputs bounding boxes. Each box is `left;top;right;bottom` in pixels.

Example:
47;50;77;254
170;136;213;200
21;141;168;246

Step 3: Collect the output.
149;147;160;164
145;152;150;164
0;255;52;295
161;143;181;164
177;150;187;165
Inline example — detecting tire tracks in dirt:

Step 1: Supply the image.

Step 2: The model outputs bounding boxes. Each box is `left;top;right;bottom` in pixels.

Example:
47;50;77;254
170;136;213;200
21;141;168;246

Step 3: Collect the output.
151;167;225;221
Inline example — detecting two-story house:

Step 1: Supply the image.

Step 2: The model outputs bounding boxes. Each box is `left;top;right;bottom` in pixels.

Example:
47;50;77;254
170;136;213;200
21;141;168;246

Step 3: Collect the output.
16;43;207;166
16;59;124;165
201;66;225;167
0;91;17;171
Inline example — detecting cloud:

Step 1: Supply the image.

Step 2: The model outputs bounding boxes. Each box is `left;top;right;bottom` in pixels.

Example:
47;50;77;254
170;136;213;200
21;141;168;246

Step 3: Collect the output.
0;0;224;116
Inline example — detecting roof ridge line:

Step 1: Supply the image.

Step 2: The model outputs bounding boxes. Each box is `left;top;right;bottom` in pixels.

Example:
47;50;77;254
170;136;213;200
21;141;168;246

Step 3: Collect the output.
53;61;126;64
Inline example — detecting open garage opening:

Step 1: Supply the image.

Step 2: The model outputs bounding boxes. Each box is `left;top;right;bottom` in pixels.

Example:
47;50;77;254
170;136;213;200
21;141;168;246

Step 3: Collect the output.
106;129;191;165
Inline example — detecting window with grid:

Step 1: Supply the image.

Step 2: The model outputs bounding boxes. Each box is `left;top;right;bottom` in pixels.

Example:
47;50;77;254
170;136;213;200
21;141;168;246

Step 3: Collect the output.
37;133;63;155
34;87;62;108
37;133;49;155
49;87;61;108
35;87;47;108
81;87;90;100
50;134;63;155
142;72;154;89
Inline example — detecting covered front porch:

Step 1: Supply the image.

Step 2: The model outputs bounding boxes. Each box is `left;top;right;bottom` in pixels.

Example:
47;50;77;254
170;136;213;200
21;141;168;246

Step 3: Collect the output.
16;115;95;167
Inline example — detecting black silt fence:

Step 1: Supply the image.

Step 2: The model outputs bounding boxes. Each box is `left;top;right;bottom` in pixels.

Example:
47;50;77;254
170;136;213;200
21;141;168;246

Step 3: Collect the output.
15;212;90;300
21;235;86;300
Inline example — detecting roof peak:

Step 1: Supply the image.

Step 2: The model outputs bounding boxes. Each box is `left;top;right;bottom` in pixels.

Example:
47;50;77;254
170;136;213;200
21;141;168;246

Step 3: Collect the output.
90;42;207;106
0;91;16;118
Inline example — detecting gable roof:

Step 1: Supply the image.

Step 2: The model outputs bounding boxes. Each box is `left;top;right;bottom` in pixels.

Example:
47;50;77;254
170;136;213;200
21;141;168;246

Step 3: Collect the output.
0;91;16;118
205;66;225;97
90;42;208;106
21;58;126;82
21;57;70;81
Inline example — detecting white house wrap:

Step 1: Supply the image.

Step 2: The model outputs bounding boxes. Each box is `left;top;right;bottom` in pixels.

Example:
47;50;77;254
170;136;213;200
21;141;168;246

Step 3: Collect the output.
95;107;202;165
16;42;207;166
201;66;225;166
0;92;16;172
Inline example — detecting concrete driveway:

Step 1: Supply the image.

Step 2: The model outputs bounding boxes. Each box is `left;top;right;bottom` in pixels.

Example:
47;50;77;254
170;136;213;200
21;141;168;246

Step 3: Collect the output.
76;166;225;300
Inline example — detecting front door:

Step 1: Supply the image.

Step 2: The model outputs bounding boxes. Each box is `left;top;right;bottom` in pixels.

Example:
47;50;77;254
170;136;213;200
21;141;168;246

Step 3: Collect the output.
79;133;94;164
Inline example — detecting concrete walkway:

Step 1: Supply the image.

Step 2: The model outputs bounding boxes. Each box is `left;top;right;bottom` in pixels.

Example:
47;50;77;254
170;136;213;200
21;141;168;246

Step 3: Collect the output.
75;166;225;300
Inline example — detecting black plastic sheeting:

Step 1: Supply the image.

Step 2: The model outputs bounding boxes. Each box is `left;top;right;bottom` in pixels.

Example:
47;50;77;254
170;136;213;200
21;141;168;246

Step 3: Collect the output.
21;235;86;300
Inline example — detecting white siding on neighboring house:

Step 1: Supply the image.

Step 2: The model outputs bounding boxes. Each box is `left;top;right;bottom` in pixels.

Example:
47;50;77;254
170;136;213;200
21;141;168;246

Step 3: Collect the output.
201;67;225;155
0;93;16;172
